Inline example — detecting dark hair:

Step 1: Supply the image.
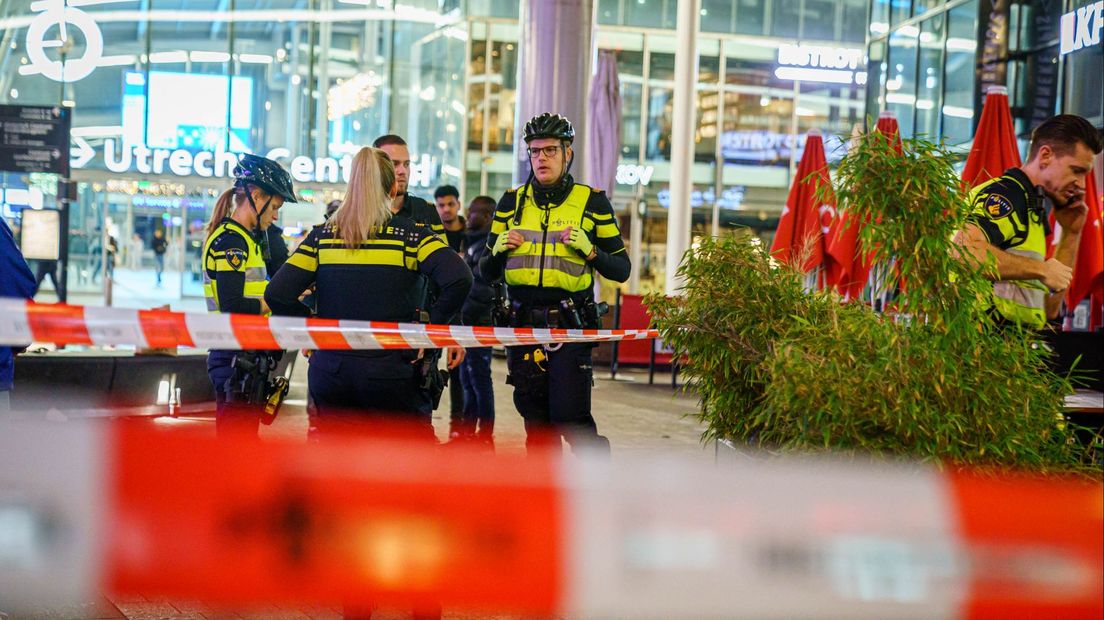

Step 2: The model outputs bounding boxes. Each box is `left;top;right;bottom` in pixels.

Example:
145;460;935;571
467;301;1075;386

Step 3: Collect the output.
372;134;407;149
434;185;460;200
1027;115;1103;162
469;195;497;211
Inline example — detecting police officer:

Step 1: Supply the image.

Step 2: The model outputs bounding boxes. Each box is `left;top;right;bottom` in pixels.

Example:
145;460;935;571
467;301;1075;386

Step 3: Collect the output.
265;147;472;440
372;134;445;234
957;115;1102;328
202;153;297;436
479;113;630;455
374;135;464;406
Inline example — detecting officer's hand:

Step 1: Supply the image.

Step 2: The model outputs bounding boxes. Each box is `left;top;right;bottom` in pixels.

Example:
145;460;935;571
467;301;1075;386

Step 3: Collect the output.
445;346;465;369
260;298;271;315
492;231;523;255
1040;258;1074;292
412;348;425;363
1054;191;1088;235
561;226;594;257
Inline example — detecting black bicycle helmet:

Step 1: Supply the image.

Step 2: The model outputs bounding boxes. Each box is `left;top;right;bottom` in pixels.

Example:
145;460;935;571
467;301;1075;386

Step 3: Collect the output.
523;113;575;144
233;153;298;203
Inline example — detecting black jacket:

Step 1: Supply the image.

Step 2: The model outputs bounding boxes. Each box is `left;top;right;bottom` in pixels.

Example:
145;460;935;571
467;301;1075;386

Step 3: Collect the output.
462;229;495;326
396;193;445;235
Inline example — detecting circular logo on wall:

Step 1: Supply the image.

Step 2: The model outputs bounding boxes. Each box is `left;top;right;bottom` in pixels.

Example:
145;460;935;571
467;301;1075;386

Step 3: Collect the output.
19;0;106;83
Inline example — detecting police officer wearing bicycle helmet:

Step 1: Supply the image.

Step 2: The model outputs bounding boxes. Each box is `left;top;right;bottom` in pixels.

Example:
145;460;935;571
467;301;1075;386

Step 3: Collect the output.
479;113;630;455
202;153;297;436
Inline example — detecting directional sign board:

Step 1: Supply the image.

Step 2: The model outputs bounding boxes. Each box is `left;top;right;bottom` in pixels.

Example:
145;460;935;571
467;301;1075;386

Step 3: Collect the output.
0;105;71;175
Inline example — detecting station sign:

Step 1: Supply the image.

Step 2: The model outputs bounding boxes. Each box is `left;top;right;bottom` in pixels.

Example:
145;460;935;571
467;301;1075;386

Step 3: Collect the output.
0;105;71;175
70;138;439;188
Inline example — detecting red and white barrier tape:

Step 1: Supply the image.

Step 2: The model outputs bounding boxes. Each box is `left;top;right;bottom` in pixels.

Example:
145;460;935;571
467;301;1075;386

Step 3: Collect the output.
0;421;1100;618
0;299;657;350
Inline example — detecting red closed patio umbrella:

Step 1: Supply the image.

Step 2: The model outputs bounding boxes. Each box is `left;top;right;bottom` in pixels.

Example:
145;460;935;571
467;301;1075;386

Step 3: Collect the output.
770;129;834;275
824;111;901;300
962;86;1022;189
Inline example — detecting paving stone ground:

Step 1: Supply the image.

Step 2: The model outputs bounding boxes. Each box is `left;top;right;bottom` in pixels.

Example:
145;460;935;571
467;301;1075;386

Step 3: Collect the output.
4;354;709;620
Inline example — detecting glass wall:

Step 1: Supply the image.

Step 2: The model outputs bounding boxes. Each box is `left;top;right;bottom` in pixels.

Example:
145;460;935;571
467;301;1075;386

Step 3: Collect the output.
0;0;879;304
0;0;465;308
867;0;982;149
867;0;1102;157
462;0;867;293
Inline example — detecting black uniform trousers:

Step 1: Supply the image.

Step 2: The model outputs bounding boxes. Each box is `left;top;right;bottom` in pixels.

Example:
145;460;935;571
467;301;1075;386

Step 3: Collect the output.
207;350;262;437
506;341;610;455
308;351;434;441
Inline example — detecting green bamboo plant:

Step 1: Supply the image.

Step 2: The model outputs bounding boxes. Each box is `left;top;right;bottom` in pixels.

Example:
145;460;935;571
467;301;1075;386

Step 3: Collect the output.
647;132;1100;474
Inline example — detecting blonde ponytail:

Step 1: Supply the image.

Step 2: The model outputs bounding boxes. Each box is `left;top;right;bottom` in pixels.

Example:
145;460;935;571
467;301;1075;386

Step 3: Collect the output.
206;188;239;236
330;147;395;248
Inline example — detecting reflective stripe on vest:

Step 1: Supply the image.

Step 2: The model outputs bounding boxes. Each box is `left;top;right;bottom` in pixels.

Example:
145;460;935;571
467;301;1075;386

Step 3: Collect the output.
202;222;269;313
967;176;1048;329
503;184;594;293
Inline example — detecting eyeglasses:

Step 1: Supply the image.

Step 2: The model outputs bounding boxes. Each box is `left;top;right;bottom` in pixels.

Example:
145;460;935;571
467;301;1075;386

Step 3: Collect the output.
526;145;562;159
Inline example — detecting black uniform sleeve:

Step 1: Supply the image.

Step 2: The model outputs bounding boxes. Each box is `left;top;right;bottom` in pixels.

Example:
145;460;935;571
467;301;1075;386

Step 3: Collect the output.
415;231;473;324
413;197;445;235
583;191;631;283
264;230;319;318
212;234;263;315
478;191;517;283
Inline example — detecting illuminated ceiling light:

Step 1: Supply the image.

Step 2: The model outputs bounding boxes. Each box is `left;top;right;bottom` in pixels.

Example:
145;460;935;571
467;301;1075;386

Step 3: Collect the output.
240;53;273;64
437;140;447;149
264;100;272;111
419;85;437;101
149;51;188;63
946;38;977;51
291;74;302;85
190;51;230;63
898;25;920;38
942;105;974;119
8;88;16;99
916;99;934;110
451;101;466;114
870;22;889;34
885;93;916;105
97;55;138;67
445;123;456;132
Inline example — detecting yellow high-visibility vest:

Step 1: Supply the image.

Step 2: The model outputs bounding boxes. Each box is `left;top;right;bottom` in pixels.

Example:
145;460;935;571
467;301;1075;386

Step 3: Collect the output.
202;219;268;313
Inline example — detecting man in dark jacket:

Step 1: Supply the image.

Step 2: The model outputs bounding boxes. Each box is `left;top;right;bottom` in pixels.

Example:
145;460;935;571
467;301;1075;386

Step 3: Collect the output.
435;184;467;436
1;217;37;411
456;196;498;446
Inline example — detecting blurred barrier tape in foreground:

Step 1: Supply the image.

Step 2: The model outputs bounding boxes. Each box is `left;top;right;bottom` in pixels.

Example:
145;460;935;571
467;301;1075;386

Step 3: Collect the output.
0;298;657;350
0;421;1100;618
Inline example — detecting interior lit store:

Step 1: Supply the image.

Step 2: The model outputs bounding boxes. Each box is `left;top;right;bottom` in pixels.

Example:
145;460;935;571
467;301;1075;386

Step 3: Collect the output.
1;0;1101;304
